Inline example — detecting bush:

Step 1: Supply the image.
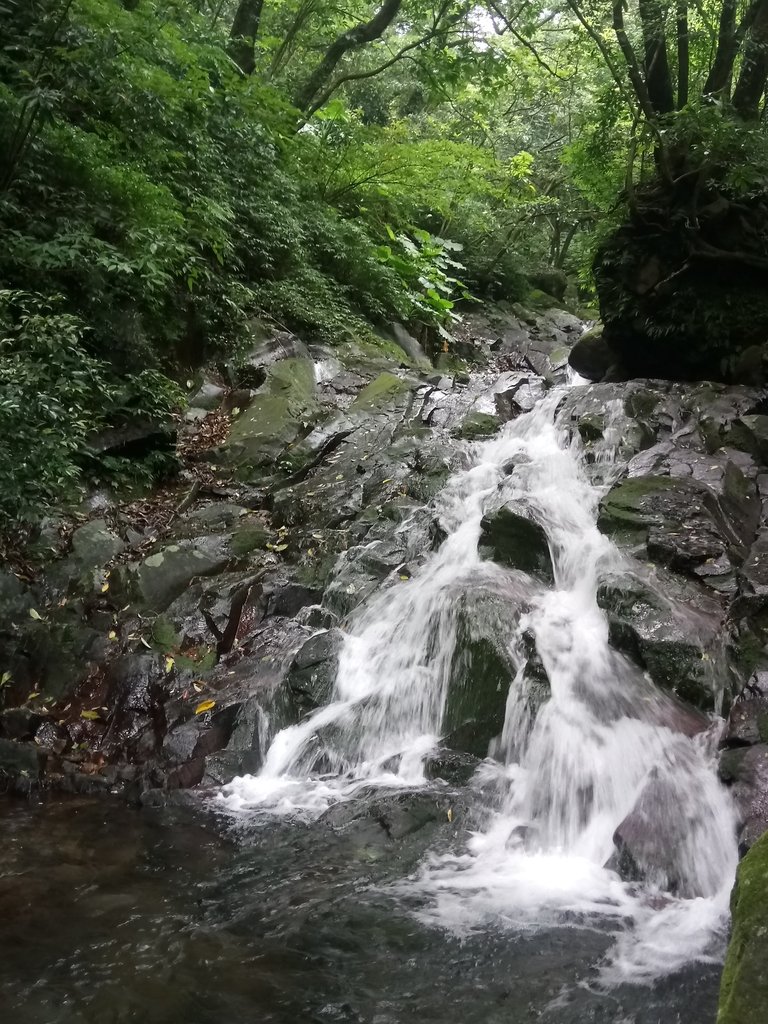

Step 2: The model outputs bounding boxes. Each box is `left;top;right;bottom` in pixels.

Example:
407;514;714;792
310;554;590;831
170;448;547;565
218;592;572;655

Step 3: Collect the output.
0;291;183;529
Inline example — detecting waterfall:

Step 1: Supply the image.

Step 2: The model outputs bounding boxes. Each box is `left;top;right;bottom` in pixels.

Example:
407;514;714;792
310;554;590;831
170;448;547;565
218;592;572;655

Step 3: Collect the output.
220;386;738;982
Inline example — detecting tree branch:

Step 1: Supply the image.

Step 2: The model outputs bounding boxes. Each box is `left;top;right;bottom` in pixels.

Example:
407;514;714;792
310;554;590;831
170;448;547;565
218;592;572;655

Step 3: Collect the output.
294;0;403;111
306;6;456;115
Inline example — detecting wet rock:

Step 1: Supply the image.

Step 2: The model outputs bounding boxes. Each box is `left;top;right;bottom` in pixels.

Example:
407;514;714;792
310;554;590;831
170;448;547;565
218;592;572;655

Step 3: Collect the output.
568;323;613;381
723;676;768;747
495;375;547;420
71;519;124;567
610;769;695;894
597;472;756;596
287;629;343;712
234;328;310;388
527;267;568;301
189;380;225;411
0;738;43;794
718;744;768;853
423;748;480;786
454;411;500;440
717;830;768;1024
597;571;727;710
479;505;554;582
443;588;517;757
225;356;318;470
134;536;233;612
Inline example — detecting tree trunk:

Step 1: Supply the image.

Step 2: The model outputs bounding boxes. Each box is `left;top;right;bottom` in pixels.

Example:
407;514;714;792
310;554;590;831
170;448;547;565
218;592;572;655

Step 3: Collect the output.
637;0;676;114
294;0;402;111
704;0;738;95
676;0;689;108
228;0;265;75
733;0;768;117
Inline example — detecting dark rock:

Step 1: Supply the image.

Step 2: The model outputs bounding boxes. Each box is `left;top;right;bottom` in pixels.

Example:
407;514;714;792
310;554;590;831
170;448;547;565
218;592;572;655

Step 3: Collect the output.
718;744;768;854
454;411;500;440
479;505;553;582
568;324;613;381
597;571;727;710
442;588;518;756
287;628;343;711
0;738;43;794
527;267;568;301
189;380;225;411
495;376;547;420
610;769;696;895
423;748;480;786
723;678;768;747
134;536;233;612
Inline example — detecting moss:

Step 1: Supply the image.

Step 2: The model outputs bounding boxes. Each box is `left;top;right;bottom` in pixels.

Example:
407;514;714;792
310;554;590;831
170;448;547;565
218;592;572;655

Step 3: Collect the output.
349;372;410;411
718;830;768;1024
230;522;271;556
454;412;500;440
598;475;679;533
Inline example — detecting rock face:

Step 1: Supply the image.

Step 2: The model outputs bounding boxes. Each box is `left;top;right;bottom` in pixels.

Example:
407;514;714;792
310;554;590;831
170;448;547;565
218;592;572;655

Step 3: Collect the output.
479;506;553;582
717;830;768;1024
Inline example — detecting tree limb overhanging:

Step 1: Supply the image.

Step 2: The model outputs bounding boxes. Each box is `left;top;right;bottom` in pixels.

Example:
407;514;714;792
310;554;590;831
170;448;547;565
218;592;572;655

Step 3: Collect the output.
294;0;404;111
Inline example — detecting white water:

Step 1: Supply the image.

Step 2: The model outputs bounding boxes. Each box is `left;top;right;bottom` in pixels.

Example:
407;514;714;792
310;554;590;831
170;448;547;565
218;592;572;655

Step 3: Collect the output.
220;387;738;983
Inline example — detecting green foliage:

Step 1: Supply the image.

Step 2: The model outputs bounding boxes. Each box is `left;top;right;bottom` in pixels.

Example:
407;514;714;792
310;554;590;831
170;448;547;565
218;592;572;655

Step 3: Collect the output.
0;290;183;528
376;228;472;338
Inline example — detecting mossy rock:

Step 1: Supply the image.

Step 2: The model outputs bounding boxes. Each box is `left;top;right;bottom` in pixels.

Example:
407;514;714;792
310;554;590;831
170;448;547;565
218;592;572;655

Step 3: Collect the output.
348;371;411;412
454;411;501;440
225;357;318;468
718;830;768;1024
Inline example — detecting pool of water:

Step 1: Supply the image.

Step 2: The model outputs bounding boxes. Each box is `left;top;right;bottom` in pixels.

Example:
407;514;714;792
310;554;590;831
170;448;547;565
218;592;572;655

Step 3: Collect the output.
0;793;722;1024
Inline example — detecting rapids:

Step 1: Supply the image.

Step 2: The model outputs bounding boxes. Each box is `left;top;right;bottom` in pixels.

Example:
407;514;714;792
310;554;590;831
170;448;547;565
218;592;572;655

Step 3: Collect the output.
220;386;739;984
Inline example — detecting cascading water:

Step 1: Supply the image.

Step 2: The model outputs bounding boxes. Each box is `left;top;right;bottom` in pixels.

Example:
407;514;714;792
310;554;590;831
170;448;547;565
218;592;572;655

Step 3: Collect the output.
221;385;738;983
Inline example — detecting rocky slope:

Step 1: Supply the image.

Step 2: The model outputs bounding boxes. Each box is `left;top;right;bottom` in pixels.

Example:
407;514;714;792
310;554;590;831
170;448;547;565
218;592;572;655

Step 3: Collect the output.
2;297;768;1017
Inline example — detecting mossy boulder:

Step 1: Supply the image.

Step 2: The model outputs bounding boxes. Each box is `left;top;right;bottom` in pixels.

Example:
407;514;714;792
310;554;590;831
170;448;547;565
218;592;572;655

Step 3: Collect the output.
225;357;318;469
442;590;516;756
568;323;613;381
454;411;501;440
134;536;233;612
718;830;768;1024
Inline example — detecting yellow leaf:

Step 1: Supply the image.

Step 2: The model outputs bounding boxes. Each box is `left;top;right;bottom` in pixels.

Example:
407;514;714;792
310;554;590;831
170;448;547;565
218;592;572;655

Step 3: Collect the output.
29;608;42;621
80;710;100;720
27;692;40;700
273;543;288;552
108;630;117;641
382;478;392;484
399;575;410;581
447;808;453;822
195;700;216;715
164;656;175;673
101;582;110;593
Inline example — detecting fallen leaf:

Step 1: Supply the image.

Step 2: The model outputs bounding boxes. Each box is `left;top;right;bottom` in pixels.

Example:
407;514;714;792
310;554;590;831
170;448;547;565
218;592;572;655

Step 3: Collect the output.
447;808;453;822
29;608;43;621
195;699;216;715
101;582;110;593
165;656;175;673
193;682;204;692
108;630;117;641
80;710;100;720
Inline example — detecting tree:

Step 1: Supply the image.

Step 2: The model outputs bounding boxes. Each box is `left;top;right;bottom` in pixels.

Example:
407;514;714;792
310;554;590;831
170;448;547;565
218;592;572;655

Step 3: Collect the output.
561;0;768;380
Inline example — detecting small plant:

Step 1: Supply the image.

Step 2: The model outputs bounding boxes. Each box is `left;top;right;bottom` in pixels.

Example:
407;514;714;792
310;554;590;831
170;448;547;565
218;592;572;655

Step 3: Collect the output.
376;228;474;342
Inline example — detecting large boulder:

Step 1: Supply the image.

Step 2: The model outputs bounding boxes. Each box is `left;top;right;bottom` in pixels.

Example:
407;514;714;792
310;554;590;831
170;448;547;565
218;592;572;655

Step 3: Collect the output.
441;587;519;757
479;505;554;582
597;570;728;710
718;831;768;1024
225;356;318;470
568;323;614;381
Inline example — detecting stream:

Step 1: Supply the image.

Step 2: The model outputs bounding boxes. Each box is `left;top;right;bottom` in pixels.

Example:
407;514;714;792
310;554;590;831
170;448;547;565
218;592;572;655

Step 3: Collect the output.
0;380;738;1023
